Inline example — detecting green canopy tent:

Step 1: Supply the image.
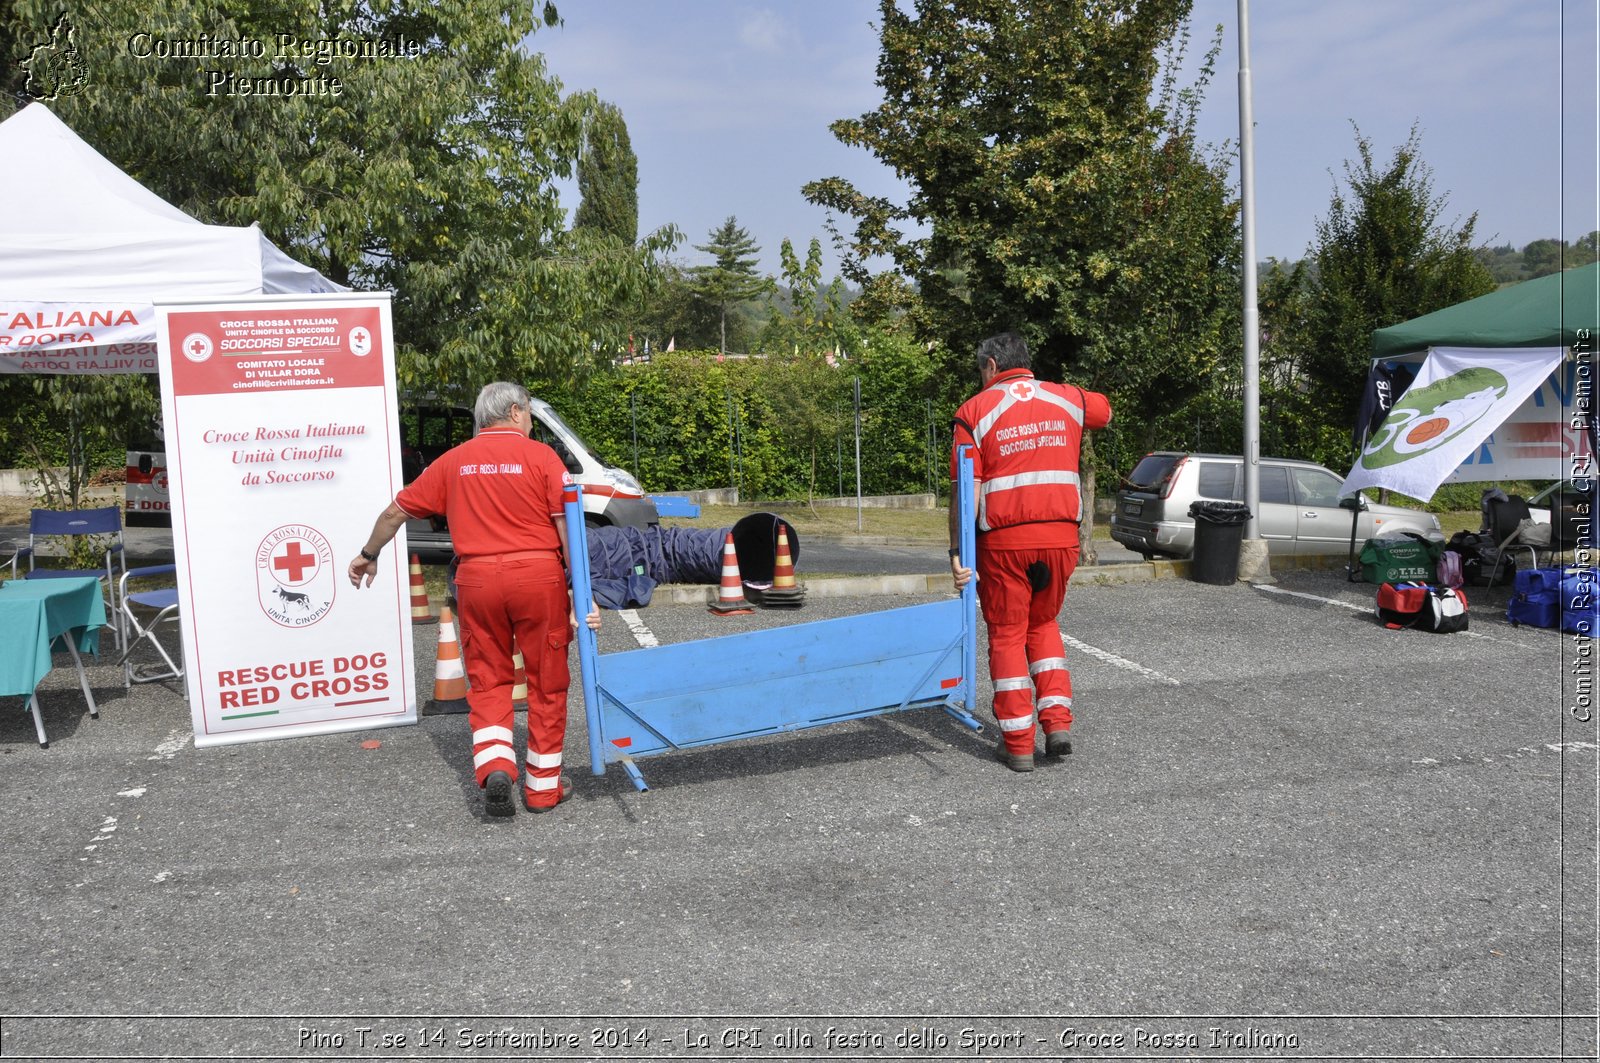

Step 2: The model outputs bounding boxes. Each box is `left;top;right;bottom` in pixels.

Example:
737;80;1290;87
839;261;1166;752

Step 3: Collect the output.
1345;263;1599;496
1372;261;1598;360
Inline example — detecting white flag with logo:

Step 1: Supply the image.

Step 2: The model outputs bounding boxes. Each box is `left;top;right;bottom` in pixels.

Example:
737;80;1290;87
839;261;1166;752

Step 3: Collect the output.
1341;346;1565;501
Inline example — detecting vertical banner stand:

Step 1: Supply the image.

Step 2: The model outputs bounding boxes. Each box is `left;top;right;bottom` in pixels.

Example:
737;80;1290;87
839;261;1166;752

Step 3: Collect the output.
566;451;982;791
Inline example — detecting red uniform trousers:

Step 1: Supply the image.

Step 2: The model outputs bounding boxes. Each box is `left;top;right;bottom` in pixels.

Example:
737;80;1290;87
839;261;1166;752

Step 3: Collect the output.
975;543;1079;755
452;554;572;809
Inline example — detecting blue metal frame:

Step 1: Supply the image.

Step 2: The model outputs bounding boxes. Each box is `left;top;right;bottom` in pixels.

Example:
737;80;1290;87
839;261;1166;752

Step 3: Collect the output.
566;451;981;791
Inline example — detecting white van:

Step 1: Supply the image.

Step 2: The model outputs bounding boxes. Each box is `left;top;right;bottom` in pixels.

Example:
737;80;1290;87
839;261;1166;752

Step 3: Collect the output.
400;398;658;558
124;399;658;545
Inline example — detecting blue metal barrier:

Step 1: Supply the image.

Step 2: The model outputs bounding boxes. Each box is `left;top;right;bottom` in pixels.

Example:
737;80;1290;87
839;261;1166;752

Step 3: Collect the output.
565;451;981;791
648;494;702;519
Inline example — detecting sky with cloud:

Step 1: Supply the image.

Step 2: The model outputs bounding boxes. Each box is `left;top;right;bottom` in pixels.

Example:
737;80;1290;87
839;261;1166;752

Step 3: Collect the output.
533;0;1599;278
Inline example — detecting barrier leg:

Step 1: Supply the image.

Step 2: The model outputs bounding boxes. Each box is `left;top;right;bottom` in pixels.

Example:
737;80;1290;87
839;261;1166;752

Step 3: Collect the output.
955;448;981;730
563;488;607;778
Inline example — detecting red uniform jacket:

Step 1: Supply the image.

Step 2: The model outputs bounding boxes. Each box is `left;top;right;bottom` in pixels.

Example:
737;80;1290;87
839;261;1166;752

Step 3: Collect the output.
951;369;1113;548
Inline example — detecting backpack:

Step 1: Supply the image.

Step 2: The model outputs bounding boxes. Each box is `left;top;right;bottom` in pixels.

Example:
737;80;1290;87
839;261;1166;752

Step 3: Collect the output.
1436;550;1464;589
1376;581;1469;633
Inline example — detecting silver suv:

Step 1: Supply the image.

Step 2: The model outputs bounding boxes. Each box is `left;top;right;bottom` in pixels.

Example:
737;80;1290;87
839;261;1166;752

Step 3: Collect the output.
1110;452;1444;559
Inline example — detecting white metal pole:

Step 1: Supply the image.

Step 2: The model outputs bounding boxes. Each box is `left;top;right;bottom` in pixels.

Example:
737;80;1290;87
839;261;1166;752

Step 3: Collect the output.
854;375;863;532
1238;0;1262;541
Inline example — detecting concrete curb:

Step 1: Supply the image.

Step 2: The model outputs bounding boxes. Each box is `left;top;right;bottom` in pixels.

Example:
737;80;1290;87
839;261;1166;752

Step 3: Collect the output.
653;553;1351;604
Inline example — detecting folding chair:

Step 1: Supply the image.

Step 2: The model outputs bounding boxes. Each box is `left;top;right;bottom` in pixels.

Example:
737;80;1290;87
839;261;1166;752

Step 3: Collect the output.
116;564;183;688
17;507;127;651
1484;494;1553;581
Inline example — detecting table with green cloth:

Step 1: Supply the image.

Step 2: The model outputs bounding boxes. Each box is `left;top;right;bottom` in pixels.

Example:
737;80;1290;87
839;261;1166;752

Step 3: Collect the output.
0;576;106;748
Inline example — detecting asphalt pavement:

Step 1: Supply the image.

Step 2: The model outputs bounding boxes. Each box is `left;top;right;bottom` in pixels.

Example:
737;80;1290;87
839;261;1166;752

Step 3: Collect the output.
0;540;1594;1061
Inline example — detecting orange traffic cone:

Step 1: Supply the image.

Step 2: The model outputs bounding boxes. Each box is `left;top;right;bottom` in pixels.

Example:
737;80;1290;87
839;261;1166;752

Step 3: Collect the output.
511;640;528;710
429;603;468;714
760;525;805;608
409;554;436;625
708;531;753;616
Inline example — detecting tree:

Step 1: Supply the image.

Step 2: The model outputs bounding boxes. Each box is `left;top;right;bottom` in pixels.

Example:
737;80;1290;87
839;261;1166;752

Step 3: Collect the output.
4;0;676;395
574;99;638;246
804;1;1240;549
692;217;770;355
1305;125;1495;445
760;236;861;358
1522;238;1568;280
628;260;721;353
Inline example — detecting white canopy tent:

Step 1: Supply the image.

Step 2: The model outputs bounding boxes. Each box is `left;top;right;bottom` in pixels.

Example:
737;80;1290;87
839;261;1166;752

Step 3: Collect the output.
0;103;343;374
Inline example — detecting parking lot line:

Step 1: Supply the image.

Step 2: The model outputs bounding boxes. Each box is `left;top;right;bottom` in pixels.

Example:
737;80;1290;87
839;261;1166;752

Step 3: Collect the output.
1252;583;1543;650
1060;630;1181;685
617;608;660;648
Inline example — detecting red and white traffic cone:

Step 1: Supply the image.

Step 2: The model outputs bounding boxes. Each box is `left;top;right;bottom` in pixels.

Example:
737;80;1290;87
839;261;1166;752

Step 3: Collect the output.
428;603;468;714
511;639;528;711
409;554;436;625
759;525;806;608
708;532;753;616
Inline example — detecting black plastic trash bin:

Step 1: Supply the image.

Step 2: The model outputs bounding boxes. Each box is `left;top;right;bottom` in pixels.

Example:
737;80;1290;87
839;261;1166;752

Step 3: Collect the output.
1188;501;1251;585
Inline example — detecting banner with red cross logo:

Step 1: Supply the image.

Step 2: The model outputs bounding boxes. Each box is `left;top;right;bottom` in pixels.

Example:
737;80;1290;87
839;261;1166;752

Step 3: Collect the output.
154;293;416;746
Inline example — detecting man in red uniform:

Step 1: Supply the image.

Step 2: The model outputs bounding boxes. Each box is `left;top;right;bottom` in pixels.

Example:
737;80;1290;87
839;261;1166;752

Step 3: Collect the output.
949;332;1112;772
348;382;600;816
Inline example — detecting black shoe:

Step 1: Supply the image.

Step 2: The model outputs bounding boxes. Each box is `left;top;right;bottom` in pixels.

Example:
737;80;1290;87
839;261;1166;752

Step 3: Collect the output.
996;743;1035;773
1044;731;1073;757
483;770;515;818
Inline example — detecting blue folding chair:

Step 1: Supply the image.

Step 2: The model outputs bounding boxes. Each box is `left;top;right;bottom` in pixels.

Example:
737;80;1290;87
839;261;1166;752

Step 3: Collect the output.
116;564;182;688
15;507;128;652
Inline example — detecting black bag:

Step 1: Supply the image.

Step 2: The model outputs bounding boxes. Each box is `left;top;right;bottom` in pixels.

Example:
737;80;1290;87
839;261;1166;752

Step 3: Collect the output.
1376;581;1469;633
1360;533;1441;584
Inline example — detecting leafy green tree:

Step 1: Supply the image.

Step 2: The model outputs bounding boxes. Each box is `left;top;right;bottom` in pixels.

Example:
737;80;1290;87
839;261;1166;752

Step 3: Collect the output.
760;236;862;358
804;2;1240;548
1522;238;1568;280
574;99;638;246
6;0;675;394
1305;125;1495;443
629;260;721;353
692;217;771;355
1473;243;1525;286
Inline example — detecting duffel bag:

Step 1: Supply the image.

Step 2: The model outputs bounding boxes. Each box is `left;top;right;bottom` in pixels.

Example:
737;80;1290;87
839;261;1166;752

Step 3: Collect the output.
1360;533;1441;585
1508;566;1568;627
1377;581;1469;633
1561;568;1600;636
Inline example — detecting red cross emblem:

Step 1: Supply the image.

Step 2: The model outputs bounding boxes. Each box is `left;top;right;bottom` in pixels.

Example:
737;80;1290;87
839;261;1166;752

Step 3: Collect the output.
272;540;318;583
1009;380;1036;401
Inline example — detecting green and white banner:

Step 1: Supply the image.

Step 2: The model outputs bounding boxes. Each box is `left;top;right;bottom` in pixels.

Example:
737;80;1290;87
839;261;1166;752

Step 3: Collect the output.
1341;346;1565;502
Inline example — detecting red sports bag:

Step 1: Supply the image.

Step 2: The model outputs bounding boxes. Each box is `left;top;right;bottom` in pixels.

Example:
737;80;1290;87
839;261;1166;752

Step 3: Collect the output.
1376;581;1468;633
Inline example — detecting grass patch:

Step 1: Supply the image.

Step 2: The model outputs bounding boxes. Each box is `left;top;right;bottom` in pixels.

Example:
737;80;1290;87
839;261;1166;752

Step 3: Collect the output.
0;496;32;525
